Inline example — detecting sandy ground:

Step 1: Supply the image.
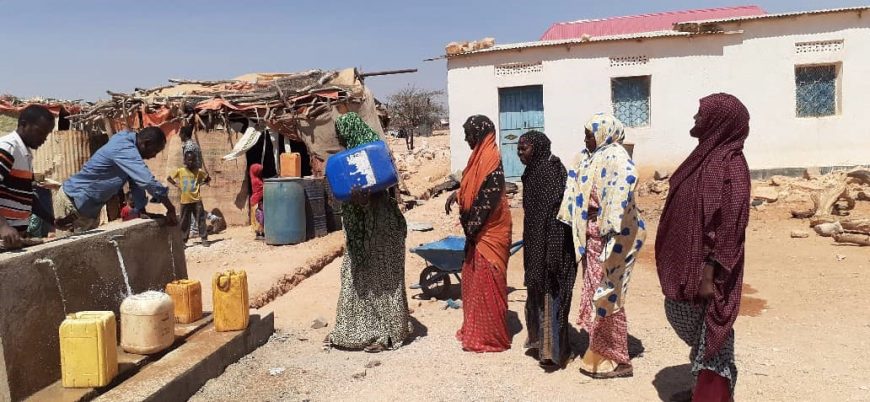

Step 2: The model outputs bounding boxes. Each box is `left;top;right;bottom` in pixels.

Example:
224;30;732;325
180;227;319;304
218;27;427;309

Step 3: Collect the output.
186;178;870;401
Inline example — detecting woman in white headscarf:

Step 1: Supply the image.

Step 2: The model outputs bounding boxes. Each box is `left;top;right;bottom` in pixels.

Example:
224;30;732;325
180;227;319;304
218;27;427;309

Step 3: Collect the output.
558;113;646;379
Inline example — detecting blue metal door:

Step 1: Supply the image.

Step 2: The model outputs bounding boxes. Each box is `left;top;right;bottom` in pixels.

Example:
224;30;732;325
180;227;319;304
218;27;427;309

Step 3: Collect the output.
498;86;544;180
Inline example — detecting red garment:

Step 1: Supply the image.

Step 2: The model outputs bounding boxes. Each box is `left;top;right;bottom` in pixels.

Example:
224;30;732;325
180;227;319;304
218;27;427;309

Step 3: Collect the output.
579;213;630;364
458;133;512;272
456;250;510;353
120;205;138;221
249;164;264;206
656;93;751;360
693;370;731;402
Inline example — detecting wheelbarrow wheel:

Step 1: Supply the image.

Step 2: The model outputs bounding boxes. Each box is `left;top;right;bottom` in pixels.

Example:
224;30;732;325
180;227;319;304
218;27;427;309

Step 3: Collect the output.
419;265;451;299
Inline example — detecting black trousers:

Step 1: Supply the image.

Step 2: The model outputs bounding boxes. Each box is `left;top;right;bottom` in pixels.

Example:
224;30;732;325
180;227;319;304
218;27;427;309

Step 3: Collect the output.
180;201;207;241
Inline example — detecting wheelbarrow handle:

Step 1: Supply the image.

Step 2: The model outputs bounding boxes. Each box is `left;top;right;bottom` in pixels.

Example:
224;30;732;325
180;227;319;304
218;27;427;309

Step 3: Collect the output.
509;240;524;256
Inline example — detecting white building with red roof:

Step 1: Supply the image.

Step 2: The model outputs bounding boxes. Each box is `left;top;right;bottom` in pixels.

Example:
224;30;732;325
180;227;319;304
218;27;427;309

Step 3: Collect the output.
443;5;870;179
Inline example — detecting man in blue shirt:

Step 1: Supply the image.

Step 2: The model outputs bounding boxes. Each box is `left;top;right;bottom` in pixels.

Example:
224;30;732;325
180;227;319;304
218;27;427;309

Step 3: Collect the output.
56;127;178;232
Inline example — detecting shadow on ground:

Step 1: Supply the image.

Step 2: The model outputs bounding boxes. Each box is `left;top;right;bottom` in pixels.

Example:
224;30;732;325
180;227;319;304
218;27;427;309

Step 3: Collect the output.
652;364;694;402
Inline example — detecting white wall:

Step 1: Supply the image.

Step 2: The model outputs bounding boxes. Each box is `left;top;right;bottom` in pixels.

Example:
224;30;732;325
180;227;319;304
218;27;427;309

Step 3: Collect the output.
446;11;870;177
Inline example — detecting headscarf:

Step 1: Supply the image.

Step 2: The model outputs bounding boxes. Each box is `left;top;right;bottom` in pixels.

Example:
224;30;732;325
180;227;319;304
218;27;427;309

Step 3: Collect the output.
656;93;751;359
519;130;574;295
462;114;496;145
458;114;512;272
558;113;634;249
336;112;380;149
557;113;644;317
249;164;264;206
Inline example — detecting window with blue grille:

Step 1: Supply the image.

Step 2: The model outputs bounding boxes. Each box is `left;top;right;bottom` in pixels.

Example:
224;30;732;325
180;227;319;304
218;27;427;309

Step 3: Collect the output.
795;65;838;117
611;76;651;127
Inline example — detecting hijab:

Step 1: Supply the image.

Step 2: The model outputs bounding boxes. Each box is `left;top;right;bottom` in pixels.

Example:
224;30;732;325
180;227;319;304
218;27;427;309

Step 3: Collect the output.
249;163;264;206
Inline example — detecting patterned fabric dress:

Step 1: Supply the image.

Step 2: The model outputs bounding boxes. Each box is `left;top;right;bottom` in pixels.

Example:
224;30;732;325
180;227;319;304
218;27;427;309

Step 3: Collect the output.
656;93;751;399
518;131;576;366
455;115;512;353
557;113;645;373
327;112;410;350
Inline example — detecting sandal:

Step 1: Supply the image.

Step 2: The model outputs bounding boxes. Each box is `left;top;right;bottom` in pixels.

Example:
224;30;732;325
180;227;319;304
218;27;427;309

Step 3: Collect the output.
363;343;386;353
579;363;633;379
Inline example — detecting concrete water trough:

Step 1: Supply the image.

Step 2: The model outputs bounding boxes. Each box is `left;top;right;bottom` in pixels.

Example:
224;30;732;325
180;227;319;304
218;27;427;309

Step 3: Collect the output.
0;219;186;401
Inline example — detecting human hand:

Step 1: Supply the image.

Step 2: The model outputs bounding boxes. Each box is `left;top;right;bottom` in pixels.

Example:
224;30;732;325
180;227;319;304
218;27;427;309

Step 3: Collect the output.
444;191;458;215
0;224;22;249
698;263;716;300
164;209;178;226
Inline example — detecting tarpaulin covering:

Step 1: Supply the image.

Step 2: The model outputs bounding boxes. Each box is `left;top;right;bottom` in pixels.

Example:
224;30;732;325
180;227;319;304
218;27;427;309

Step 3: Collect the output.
0;99;83;117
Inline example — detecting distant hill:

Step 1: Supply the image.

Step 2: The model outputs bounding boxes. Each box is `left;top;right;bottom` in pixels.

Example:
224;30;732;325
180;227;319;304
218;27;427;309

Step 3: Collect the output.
0;115;15;133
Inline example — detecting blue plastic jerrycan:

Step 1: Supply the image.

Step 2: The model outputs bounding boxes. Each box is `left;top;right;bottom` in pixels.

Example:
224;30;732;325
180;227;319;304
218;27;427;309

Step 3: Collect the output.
325;141;398;201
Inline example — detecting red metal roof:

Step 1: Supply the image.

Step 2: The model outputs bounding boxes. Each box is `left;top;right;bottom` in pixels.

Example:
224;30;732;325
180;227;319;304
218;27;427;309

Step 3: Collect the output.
540;5;766;40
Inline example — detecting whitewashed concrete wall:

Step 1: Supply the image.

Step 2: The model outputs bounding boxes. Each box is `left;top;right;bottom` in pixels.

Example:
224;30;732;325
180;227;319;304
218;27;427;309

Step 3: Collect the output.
446;11;870;177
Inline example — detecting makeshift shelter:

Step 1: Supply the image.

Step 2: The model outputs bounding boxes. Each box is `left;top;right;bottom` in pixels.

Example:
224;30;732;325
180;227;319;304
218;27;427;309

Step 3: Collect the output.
66;68;392;226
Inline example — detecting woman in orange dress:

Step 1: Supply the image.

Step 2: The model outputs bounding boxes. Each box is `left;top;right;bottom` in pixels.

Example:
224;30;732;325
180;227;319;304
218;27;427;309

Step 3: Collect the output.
445;115;512;352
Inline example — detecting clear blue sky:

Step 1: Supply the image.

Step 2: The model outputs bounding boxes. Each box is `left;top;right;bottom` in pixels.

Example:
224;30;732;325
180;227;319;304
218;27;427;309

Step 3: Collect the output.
1;0;866;102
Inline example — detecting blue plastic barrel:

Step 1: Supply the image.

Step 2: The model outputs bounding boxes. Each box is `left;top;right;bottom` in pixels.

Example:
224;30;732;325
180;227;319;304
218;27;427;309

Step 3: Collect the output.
263;178;307;245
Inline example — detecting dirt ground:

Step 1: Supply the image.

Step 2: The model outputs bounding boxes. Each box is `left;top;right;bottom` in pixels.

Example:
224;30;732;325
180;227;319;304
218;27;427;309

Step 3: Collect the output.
185;137;870;401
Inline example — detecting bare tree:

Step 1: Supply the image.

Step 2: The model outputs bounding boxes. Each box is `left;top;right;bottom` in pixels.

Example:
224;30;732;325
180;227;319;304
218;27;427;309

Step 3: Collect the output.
386;86;445;151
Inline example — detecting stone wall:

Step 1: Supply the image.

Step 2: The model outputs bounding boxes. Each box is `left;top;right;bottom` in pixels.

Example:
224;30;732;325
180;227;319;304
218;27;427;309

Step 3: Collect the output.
0;219;187;401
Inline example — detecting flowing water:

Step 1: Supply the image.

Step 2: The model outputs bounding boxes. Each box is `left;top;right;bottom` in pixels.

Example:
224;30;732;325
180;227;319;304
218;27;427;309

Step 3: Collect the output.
110;238;133;296
168;234;177;280
35;258;68;315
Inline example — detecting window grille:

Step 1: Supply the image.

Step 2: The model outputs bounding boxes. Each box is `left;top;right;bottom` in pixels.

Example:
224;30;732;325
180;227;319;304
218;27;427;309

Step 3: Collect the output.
795;40;843;54
611;76;651;127
795;65;837;117
610;56;649;67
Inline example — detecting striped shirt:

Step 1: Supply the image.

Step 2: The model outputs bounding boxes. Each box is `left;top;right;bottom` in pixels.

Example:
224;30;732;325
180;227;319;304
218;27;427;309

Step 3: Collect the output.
0;131;34;230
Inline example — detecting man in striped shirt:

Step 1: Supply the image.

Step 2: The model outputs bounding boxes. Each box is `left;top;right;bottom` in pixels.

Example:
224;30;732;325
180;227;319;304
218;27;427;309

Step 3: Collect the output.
0;105;54;249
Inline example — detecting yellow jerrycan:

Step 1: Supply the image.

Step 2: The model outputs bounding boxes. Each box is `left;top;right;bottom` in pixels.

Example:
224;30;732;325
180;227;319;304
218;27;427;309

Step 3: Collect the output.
166;279;203;324
212;270;249;331
59;311;119;388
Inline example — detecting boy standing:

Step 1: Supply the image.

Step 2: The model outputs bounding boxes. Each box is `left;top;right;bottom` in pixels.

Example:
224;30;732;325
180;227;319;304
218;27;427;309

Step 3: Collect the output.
168;151;210;246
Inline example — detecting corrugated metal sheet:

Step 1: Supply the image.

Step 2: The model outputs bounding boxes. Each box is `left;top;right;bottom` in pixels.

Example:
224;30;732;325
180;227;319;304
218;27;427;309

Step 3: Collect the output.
675;6;870;29
431;30;713;60
541;5;765;40
32;130;91;182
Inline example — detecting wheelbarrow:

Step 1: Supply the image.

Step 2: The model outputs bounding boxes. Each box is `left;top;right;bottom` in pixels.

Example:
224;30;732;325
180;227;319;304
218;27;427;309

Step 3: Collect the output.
410;235;524;298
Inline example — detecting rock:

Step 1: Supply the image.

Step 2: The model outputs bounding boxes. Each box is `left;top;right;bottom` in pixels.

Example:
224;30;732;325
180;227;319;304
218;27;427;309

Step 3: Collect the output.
790;230;810;239
770;175;791;186
836;254;847;262
753;187;779;203
352;370;367;379
648;181;669;194
407;222;434;232
365;360;382;369
654;170;670;181
803;167;822;180
752;203;766;212
311;317;328;329
814;222;844;237
268;367;286;376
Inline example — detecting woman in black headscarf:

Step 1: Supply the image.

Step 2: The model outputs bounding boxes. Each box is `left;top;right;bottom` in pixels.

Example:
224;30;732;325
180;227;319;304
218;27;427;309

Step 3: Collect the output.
517;130;577;367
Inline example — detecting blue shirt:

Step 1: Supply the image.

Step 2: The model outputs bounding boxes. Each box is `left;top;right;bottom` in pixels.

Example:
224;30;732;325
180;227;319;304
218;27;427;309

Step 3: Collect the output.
63;130;168;218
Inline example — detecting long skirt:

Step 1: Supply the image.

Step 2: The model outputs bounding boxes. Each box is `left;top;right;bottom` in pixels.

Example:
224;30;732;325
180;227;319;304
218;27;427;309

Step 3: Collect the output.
577;221;630;367
525;288;573;366
665;299;737;400
456;249;510;352
328;224;410;350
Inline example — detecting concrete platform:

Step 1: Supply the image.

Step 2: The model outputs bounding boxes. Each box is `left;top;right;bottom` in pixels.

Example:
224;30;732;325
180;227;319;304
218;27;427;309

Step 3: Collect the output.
27;314;213;402
94;313;274;402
